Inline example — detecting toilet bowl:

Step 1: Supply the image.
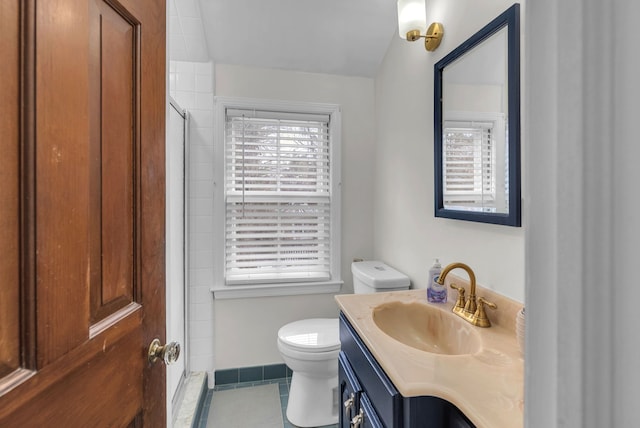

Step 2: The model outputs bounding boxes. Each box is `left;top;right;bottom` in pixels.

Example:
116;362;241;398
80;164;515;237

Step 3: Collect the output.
277;318;340;427
277;261;410;427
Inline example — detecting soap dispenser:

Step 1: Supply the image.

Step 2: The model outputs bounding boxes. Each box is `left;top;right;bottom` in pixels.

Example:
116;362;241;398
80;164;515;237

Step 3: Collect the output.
427;259;447;303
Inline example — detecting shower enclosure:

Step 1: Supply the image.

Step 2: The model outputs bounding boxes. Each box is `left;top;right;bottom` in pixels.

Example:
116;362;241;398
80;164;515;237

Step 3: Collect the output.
167;98;189;418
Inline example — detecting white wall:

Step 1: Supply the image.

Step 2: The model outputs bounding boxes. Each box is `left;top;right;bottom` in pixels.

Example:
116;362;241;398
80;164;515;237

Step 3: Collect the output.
373;0;525;302
213;64;376;368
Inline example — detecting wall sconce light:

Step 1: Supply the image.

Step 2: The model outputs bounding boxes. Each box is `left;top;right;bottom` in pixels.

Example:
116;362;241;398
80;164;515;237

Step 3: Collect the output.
397;0;444;51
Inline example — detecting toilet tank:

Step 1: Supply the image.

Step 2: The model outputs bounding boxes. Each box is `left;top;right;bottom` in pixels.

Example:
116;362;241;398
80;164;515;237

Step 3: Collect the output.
351;261;410;294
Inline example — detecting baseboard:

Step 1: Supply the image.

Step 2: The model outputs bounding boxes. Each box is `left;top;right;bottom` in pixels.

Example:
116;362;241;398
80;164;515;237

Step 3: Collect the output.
214;363;292;386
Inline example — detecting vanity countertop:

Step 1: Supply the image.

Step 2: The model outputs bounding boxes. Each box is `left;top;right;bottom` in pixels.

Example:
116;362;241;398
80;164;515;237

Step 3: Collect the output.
335;285;523;428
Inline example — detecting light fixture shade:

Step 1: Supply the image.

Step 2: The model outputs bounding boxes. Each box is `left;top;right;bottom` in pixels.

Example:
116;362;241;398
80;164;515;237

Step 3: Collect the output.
397;0;427;39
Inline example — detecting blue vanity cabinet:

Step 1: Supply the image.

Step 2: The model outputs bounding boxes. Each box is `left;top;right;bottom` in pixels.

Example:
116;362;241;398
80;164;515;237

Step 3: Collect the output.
339;313;474;428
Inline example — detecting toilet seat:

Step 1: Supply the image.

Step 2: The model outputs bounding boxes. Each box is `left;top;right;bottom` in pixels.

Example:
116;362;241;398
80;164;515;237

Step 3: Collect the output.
277;318;340;353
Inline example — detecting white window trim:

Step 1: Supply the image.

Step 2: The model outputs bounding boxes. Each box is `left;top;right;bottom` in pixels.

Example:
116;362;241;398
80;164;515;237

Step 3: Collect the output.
211;96;342;299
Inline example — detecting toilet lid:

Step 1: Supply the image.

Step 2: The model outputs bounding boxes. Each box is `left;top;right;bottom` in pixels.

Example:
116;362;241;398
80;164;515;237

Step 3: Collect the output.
278;318;340;353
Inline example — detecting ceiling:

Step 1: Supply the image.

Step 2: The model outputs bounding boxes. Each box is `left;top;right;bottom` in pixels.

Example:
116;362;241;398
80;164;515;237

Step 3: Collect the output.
171;0;399;78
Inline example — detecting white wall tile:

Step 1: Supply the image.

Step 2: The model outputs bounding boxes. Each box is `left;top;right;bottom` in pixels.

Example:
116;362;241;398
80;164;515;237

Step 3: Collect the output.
189;109;214;128
174;90;195;109
190;198;214;216
189;284;213;303
190;126;214;147
190;338;213;357
195;92;214;110
191;303;213;322
190;216;214;233
189;233;214;251
190;321;214;339
190;251;214;269
176;71;195;91
189;179;214;198
189;162;214;181
190;269;214;288
188;145;214;165
189;355;214;373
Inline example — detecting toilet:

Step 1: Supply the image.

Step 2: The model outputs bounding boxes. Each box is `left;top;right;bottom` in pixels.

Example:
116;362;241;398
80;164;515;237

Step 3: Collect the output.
277;261;410;427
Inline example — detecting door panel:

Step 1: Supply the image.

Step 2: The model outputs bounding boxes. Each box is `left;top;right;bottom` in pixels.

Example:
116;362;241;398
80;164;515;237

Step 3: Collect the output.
2;318;142;427
0;0;21;380
89;0;139;323
35;0;92;367
0;0;166;425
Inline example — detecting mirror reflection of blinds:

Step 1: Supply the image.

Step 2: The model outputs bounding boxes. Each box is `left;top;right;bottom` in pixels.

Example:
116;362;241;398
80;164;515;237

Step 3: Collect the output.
443;120;496;210
224;108;331;285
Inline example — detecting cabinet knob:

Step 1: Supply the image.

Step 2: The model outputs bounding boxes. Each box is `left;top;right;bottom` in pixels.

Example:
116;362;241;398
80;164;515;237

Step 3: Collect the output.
350;408;364;428
344;393;355;418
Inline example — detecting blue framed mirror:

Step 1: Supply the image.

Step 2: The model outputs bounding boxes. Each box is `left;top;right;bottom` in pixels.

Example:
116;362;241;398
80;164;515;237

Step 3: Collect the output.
434;4;520;226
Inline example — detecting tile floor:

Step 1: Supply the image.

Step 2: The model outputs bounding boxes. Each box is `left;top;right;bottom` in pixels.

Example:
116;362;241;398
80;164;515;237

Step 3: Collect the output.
195;377;339;428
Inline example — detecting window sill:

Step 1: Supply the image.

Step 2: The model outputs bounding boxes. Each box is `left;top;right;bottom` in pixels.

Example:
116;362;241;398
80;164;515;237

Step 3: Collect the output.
210;280;343;300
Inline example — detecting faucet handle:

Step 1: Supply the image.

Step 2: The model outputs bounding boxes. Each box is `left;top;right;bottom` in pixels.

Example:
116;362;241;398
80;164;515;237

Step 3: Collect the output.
478;296;497;309
449;284;466;313
472;297;497;327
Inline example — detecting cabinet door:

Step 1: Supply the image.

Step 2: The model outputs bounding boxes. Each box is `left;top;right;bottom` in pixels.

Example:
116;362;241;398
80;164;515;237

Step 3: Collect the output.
340;314;403;427
339;352;361;428
360;393;384;428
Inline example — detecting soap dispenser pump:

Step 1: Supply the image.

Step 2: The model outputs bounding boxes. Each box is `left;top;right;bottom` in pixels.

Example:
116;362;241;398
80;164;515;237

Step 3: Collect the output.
427;259;447;303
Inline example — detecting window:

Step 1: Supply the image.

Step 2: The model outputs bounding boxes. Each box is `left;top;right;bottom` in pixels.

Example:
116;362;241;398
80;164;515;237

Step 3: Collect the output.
213;98;342;298
442;112;506;213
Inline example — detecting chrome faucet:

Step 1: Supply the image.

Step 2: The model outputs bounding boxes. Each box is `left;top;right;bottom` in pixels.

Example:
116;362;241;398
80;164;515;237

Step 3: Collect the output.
436;262;497;327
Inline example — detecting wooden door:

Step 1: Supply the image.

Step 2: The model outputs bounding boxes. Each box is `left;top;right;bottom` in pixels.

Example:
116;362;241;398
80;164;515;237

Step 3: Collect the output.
0;0;167;426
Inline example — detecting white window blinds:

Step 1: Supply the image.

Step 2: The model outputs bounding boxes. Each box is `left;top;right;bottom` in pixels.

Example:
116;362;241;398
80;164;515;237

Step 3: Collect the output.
443;120;496;211
224;108;332;285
